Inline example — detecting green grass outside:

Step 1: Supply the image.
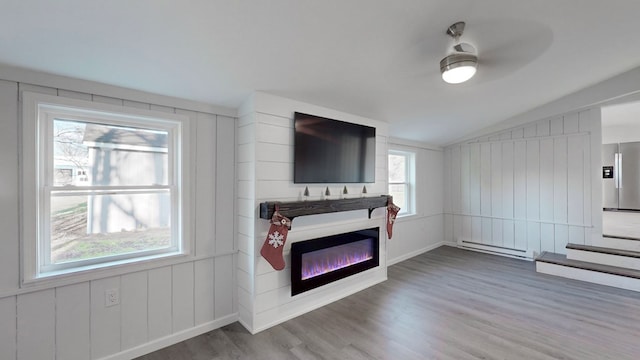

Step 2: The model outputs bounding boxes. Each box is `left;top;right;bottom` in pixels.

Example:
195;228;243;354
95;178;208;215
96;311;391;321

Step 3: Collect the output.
51;200;171;264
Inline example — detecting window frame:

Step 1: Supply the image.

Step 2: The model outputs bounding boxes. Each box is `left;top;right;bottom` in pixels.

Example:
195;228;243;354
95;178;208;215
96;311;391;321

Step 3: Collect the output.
22;92;191;284
388;149;416;217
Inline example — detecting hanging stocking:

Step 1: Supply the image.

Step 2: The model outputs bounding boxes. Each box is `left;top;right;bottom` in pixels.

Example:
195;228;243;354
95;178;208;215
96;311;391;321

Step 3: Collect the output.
260;205;291;270
387;202;401;239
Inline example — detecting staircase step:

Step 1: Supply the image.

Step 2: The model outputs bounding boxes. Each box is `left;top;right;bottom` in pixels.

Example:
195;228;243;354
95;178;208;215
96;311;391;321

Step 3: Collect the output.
535;251;640;292
567;243;640;257
537;251;640;278
602;234;640;241
593;236;640;252
566;243;640;271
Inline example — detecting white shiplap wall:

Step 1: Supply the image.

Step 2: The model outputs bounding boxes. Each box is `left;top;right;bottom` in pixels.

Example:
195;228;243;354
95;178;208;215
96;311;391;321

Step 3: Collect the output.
443;109;602;258
386;139;445;265
237;92;389;333
0;77;237;360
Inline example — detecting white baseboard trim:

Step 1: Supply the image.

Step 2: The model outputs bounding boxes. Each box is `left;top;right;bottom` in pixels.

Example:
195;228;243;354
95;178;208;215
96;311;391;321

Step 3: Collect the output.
237;317;254;336
387;241;445;266
98;313;238;360
249;272;386;334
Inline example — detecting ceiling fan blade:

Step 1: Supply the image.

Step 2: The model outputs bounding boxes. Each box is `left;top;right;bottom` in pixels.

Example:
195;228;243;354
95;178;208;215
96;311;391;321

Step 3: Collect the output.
468;18;553;84
453;42;476;54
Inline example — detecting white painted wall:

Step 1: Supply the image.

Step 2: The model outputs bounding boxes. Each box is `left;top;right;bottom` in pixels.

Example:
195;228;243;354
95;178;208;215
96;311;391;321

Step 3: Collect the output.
602;101;640;144
0;69;237;360
443;110;603;258
442;67;640;262
237;92;392;333
602;122;640;144
387;139;445;265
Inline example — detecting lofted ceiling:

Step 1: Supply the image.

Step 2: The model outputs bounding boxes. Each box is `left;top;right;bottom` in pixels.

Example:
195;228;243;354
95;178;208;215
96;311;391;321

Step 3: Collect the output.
2;0;640;145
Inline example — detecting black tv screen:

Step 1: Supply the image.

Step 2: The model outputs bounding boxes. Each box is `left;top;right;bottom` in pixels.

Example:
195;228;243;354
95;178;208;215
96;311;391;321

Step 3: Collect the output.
294;112;376;183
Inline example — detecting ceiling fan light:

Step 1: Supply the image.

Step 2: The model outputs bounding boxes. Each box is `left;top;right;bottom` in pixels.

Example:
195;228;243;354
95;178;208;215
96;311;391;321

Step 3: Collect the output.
440;52;478;84
442;65;477;84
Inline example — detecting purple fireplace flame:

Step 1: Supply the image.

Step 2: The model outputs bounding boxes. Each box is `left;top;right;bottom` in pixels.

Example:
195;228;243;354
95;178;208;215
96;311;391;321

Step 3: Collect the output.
301;239;374;280
291;227;379;296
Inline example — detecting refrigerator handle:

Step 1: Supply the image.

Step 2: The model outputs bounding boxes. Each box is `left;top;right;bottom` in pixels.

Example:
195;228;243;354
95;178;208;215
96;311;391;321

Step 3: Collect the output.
614;153;619;188
613;153;622;189
618;152;623;189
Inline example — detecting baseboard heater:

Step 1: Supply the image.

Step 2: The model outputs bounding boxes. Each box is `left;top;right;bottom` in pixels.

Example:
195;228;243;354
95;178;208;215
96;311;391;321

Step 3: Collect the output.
457;239;534;260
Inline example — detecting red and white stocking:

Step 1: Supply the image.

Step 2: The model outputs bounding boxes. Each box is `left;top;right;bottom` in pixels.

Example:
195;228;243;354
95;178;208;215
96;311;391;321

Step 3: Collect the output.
387;202;401;239
260;206;291;271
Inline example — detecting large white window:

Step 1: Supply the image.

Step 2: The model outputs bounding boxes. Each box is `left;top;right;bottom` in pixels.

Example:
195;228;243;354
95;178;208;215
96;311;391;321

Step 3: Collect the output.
388;150;415;216
22;93;190;282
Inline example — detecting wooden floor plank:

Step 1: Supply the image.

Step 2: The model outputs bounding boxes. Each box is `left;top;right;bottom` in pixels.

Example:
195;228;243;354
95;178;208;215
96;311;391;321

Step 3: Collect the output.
137;246;640;360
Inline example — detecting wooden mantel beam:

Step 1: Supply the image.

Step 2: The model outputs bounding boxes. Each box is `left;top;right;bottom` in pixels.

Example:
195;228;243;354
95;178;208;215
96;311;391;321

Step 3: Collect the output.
259;195;391;227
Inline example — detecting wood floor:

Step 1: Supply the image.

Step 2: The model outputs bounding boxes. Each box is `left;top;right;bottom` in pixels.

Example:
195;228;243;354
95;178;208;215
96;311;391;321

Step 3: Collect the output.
136;246;640;360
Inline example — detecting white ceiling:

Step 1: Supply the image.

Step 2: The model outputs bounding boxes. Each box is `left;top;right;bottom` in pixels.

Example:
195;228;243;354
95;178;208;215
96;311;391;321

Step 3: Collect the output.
2;0;640;145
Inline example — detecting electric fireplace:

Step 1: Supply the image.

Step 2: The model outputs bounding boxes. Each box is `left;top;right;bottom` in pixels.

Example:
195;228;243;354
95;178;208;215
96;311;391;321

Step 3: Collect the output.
290;227;379;296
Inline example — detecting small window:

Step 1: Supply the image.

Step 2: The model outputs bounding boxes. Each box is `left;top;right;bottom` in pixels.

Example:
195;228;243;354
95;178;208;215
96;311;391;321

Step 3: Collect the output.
388;150;415;216
22;93;190;281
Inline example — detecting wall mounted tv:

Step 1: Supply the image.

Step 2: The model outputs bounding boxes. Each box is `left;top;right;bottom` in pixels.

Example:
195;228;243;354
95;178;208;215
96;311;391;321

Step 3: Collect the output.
294;112;376;184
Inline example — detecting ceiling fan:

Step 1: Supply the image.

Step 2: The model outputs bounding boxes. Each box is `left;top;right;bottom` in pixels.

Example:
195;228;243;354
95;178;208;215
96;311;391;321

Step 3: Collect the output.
440;21;478;84
390;19;553;86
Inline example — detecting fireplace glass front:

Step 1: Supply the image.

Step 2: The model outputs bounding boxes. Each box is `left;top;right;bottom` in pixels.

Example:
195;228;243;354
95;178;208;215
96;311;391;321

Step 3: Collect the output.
291;227;379;296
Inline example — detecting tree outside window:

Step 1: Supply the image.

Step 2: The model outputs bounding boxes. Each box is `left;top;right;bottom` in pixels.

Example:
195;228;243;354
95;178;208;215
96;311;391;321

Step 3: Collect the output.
22;92;189;282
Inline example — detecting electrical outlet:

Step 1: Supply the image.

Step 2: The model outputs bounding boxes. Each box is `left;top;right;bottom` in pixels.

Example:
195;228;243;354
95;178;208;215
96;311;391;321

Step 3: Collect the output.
105;288;120;307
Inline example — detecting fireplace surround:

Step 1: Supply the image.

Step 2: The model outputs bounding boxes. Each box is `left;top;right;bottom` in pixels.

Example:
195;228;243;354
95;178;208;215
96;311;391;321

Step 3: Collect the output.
290;227;379;296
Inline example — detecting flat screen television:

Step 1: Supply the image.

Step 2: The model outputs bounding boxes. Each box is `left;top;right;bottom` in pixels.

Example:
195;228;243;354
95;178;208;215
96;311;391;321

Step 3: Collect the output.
294;112;376;183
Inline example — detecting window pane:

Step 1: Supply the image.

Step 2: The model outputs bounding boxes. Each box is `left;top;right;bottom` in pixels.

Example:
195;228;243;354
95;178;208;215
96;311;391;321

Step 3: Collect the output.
389;184;407;212
50;192;171;264
388;154;406;182
54;168;74;186
53;119;169;186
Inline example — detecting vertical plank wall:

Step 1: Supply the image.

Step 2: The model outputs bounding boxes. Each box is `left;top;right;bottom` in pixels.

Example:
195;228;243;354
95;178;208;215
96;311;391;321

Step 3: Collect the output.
386;140;445;265
237;93;390;333
0;79;237;360
443;110;600;257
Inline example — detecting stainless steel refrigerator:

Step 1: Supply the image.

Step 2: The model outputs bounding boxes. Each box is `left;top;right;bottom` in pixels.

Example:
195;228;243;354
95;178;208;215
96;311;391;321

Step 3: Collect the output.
603;142;640;210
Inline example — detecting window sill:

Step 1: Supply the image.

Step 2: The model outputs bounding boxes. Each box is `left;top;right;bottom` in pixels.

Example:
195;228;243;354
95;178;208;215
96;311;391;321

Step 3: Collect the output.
21;251;193;290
